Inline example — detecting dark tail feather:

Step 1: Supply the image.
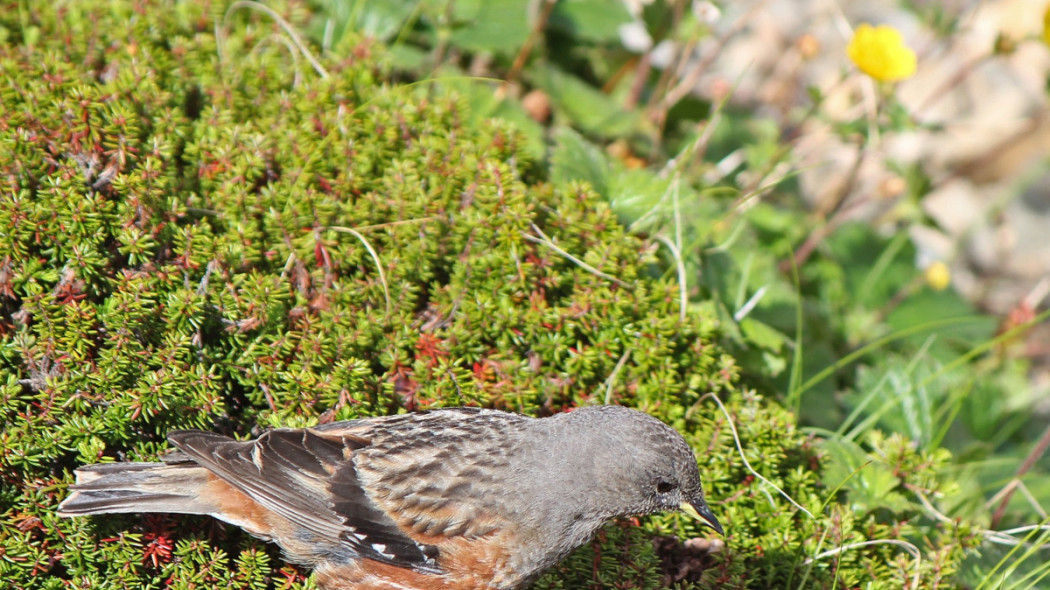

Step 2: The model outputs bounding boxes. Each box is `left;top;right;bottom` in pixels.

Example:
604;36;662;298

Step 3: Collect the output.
57;462;213;517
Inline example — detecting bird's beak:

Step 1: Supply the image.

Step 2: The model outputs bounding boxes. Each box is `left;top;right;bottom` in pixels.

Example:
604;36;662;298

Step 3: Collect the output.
680;498;724;535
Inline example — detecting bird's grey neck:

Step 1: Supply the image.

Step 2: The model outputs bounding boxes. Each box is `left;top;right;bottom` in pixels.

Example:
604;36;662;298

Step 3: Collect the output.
513;413;645;519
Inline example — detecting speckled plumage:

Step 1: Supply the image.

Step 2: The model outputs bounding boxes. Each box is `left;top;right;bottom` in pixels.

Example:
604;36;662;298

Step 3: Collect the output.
58;406;722;590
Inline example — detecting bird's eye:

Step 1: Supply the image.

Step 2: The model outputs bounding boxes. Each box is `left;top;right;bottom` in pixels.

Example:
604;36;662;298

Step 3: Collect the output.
656;480;676;494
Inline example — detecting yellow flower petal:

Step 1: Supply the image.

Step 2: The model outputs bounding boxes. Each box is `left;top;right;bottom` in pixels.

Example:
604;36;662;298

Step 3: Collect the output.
1043;3;1050;47
925;261;951;291
847;24;917;82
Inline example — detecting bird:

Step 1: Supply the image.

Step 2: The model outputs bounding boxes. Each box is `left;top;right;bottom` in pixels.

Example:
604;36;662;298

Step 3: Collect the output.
58;405;723;590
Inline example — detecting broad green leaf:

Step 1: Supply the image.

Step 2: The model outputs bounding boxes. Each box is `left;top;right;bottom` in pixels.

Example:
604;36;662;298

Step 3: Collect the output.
740;316;786;352
550;126;610;195
549;0;634;43
606;167;670;224
449;0;532;55
819;438;912;513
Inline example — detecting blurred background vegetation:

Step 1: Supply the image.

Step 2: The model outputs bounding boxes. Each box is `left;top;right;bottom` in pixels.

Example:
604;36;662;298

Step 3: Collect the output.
2;0;1050;588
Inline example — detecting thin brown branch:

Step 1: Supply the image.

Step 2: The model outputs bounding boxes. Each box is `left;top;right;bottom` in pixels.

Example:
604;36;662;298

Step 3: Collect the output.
991;422;1050;528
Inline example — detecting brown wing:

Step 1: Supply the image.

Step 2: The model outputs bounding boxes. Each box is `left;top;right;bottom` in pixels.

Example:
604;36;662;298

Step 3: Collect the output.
346;410;525;540
315;408;535;587
168;425;442;572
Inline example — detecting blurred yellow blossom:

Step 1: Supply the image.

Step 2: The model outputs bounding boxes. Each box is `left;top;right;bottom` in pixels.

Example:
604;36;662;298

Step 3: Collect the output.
847;24;917;82
1043;3;1050;47
925;261;951;291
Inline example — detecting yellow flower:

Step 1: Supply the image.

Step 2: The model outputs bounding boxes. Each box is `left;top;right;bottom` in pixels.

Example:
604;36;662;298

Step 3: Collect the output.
1043;3;1050;47
847;24;917;82
925;261;950;291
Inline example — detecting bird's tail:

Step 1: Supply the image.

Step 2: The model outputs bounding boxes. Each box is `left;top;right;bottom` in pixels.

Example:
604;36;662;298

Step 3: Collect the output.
57;461;213;517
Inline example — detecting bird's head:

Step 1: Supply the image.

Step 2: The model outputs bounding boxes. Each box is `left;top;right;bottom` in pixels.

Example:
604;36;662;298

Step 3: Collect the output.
554;406;723;535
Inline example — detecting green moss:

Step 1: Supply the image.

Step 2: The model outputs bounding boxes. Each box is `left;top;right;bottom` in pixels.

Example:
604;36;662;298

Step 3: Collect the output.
0;1;974;588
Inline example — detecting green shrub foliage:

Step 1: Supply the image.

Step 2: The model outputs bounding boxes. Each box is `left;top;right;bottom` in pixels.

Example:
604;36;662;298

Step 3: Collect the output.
0;2;975;589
